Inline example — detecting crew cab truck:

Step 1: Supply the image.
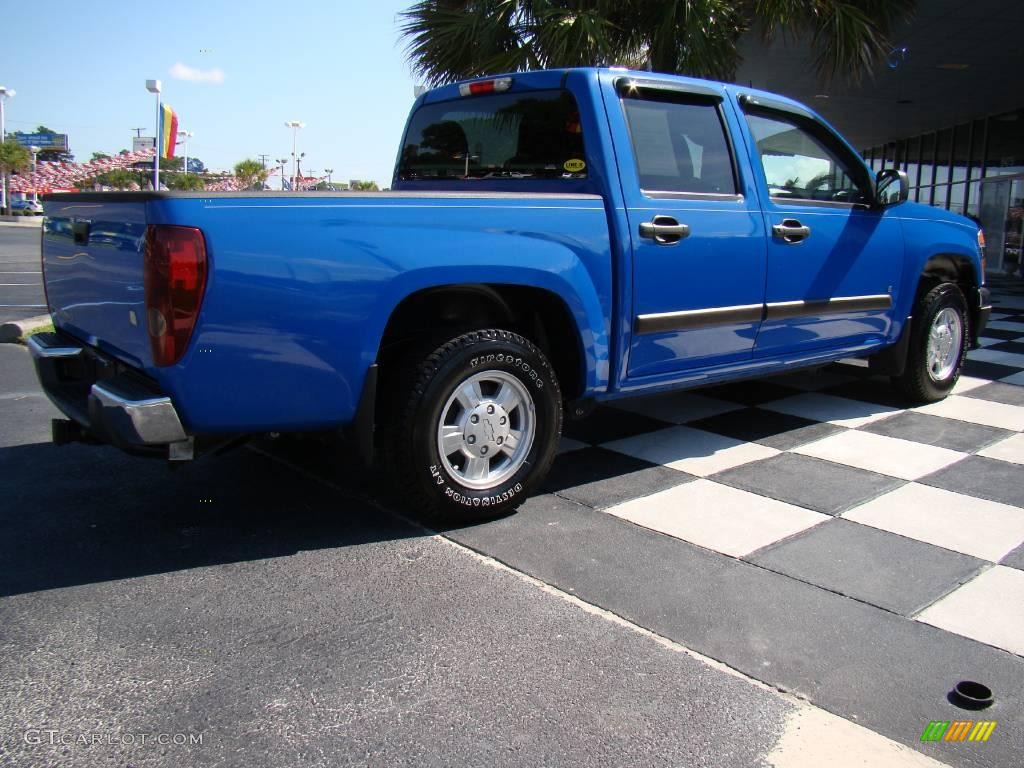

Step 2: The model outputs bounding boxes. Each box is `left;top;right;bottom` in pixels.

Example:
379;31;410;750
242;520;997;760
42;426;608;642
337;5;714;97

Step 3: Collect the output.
30;67;990;522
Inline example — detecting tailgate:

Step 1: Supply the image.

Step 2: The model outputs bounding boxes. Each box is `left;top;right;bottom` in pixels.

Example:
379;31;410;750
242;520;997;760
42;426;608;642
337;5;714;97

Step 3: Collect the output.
42;198;152;369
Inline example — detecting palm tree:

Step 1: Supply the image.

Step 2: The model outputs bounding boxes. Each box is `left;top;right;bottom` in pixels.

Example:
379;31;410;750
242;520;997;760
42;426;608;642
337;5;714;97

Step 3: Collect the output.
400;0;916;86
0;140;31;213
233;159;269;191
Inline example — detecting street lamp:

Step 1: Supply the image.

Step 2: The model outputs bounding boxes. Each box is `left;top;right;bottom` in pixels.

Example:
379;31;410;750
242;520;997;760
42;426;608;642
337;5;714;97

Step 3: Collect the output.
145;79;161;190
177;130;194;175
28;145;39;205
0;85;15;214
284;120;304;192
325;168;333;189
275;157;288;191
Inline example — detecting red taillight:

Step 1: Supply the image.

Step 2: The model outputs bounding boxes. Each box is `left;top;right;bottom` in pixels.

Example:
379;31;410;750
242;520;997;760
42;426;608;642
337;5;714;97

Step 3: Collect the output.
458;77;513;97
144;225;207;367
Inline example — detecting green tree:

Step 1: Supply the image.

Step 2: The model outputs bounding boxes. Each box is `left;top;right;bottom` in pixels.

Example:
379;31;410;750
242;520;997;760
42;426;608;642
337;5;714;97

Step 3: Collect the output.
233;159;269;190
160;156;184;172
0;140;32;212
166;173;206;191
350;180;380;191
400;0;915;86
91;152;112;161
100;169;143;190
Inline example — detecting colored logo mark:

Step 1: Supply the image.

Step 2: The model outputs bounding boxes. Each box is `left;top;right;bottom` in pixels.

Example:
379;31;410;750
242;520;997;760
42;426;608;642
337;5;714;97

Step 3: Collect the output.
920;720;996;742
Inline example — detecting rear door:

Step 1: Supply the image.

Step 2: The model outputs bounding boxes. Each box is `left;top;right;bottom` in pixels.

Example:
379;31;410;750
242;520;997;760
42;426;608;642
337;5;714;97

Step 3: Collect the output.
736;99;903;356
604;77;767;379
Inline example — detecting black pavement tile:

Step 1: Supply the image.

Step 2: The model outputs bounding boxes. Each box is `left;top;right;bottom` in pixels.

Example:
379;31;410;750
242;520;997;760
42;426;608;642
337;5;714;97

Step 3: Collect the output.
961;381;1024;407
689;408;844;451
710;452;903;515
696;380;803;406
1001;542;1024;572
562;406;672;445
748;519;988;616
978;328;1024;341
543;447;693;509
921;455;1024;508
445;495;1024;768
860;411;1014;453
987;340;1024;355
822;378;912;408
962;359;1022;381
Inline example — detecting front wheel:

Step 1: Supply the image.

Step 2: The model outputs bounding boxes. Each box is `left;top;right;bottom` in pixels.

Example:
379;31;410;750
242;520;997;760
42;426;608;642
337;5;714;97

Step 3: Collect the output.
893;283;969;403
391;329;562;524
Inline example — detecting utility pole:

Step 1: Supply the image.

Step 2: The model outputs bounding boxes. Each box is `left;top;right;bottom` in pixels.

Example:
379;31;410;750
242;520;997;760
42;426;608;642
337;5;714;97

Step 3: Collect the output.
131;127;145;138
257;154;269;169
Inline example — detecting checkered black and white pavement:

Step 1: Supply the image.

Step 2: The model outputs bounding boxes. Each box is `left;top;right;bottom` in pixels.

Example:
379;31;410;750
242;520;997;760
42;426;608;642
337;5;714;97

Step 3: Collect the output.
550;279;1024;659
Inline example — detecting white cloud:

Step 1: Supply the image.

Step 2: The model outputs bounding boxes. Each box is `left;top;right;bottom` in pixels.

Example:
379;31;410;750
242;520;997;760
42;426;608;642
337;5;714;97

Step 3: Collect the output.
169;62;225;84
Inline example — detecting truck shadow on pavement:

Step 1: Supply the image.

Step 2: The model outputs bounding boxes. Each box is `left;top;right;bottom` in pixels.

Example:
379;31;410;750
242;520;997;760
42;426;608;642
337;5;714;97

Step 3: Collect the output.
0;437;421;597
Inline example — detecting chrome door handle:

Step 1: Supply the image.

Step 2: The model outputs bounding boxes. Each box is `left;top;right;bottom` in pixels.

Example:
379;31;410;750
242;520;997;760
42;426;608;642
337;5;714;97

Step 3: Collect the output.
772;219;811;244
639;215;690;245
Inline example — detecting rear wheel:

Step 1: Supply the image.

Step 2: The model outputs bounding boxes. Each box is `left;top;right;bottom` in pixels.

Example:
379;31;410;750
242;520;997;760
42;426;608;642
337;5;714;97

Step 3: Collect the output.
893;283;969;403
390;329;562;524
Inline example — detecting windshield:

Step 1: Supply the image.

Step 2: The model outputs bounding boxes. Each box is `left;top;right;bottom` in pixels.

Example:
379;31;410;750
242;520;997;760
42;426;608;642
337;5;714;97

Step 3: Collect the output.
397;90;587;181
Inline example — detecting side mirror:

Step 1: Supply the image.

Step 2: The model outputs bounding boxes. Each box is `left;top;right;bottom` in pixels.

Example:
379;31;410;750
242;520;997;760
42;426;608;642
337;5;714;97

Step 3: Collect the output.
875;169;909;207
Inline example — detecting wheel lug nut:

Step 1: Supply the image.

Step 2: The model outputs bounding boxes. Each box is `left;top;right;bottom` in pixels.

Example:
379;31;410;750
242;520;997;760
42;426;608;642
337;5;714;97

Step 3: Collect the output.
496;437;503;445
499;416;506;425
480;446;488;455
467;435;476;444
470;415;479;424
487;405;495;414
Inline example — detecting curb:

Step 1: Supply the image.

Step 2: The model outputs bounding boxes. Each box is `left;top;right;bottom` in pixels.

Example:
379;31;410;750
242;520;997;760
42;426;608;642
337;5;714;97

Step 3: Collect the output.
0;313;52;343
0;219;44;228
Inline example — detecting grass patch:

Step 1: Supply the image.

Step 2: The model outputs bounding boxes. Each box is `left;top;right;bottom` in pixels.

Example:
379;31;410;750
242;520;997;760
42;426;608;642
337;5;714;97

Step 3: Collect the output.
19;322;54;342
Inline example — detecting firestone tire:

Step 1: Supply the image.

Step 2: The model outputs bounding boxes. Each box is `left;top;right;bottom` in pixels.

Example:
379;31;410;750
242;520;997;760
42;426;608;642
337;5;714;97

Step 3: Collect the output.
893;283;969;404
392;329;562;524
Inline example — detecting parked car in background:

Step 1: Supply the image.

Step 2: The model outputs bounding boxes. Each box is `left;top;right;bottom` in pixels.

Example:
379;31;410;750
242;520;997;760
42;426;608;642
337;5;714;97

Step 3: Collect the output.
10;199;44;216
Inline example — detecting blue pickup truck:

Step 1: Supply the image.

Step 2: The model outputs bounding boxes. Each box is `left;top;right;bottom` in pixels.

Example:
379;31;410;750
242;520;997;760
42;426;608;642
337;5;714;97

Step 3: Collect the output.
30;67;990;521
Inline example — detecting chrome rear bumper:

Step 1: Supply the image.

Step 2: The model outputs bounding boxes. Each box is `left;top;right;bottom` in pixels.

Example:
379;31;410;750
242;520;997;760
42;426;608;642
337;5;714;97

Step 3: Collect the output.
28;331;191;456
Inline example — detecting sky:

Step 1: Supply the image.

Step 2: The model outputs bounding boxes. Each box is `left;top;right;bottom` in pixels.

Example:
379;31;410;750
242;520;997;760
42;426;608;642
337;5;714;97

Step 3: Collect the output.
2;0;422;188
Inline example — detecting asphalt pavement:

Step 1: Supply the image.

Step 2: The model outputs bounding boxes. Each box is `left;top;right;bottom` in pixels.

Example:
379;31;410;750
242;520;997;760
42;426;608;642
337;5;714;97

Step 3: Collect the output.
2;224;1017;767
0;223;46;324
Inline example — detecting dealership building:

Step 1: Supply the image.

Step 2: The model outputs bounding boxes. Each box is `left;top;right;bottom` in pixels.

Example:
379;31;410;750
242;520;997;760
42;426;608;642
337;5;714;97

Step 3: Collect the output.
737;0;1024;275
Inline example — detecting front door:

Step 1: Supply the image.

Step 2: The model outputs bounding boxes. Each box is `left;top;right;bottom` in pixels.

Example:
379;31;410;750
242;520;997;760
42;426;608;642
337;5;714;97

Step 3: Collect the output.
608;80;767;379
739;104;904;356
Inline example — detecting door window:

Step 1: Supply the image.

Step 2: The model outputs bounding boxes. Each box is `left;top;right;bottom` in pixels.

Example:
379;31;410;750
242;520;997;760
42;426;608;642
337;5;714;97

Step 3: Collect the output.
622;95;737;195
745;111;872;204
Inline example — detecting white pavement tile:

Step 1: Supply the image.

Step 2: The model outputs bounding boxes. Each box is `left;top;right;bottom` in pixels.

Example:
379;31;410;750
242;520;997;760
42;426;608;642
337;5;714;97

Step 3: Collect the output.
1002;370;1024;386
794;431;965;480
611;391;742;424
557;436;589;455
916;566;1024;657
967;348;1024;368
977;433;1024;465
982;320;1024;333
605;479;829;557
915;395;1024;431
951;375;990;395
844;483;1024;562
760;392;900;428
991;296;1024;310
603;425;779;476
975;336;1002;347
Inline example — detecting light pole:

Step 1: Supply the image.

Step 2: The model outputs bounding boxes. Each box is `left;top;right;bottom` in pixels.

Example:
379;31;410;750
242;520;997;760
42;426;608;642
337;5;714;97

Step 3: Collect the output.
284;120;304;192
29;145;39;205
177;130;193;175
325;168;333;189
0;85;15;214
276;158;288;191
145;79;161;190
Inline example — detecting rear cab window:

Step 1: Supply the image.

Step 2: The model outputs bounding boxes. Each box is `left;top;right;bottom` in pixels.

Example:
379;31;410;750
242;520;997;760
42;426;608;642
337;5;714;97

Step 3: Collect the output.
397;90;588;184
619;85;738;198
